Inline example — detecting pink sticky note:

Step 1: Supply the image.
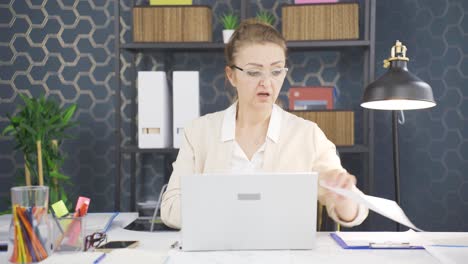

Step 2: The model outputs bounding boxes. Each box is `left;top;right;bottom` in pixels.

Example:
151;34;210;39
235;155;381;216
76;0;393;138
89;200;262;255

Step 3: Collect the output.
74;196;90;217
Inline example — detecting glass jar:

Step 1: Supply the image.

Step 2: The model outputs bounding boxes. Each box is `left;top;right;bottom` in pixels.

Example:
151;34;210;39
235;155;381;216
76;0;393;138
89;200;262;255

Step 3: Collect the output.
8;186;51;263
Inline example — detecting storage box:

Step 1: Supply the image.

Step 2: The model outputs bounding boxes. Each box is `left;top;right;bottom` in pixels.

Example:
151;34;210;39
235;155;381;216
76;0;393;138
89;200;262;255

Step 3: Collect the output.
289;87;334;110
282;3;359;41
173;71;200;148
133;6;212;42
295;0;338;3
150;0;192;5
290;110;354;146
138;71;171;148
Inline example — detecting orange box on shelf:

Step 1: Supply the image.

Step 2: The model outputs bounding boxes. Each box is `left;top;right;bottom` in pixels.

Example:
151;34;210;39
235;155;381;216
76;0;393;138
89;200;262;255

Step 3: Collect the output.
288;86;334;110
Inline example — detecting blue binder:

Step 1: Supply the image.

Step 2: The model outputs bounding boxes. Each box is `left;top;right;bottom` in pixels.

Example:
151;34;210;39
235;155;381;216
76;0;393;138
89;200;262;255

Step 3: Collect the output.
330;233;425;250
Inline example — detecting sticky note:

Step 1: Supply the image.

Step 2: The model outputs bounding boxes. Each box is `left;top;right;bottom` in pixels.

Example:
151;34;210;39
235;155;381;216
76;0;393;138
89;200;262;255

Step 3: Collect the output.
51;200;69;218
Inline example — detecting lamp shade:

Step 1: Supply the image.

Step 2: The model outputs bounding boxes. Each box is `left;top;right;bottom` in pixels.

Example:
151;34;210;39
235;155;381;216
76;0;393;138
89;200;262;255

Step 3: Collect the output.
361;41;436;110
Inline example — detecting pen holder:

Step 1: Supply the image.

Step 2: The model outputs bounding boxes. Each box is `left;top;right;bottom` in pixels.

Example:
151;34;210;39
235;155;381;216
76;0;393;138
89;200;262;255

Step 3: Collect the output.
8;186;51;263
52;215;86;252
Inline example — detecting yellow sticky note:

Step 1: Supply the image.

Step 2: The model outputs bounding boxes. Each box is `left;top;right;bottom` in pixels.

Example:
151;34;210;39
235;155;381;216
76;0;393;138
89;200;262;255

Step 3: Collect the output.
51;200;69;218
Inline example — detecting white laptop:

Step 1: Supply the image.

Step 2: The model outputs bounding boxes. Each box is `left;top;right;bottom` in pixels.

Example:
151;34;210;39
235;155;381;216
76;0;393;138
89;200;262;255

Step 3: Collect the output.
180;172;318;251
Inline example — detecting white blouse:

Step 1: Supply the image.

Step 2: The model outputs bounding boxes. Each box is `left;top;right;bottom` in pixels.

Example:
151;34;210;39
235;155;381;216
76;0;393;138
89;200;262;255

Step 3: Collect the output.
221;103;282;173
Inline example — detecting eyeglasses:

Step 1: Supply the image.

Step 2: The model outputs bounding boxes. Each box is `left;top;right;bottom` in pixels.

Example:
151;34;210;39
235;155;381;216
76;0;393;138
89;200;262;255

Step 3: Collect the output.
231;65;288;80
84;232;107;251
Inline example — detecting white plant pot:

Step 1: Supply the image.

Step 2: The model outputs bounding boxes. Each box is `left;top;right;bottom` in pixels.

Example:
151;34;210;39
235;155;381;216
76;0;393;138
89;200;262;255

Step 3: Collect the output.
223;29;235;44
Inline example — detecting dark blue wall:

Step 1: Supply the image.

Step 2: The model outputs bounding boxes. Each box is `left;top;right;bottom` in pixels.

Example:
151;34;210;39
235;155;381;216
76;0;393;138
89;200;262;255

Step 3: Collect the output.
0;0;467;231
374;0;468;231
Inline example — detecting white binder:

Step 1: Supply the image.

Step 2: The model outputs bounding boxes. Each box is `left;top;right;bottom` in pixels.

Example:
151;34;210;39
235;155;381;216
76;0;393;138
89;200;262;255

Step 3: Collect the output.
173;71;200;148
138;71;171;148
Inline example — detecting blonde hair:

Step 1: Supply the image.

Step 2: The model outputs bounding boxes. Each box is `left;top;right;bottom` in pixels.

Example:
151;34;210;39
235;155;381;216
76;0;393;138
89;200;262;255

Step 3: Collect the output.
224;19;287;67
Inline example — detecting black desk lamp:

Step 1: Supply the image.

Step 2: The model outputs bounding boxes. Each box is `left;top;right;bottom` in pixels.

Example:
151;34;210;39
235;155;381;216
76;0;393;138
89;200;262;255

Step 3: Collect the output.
361;40;436;231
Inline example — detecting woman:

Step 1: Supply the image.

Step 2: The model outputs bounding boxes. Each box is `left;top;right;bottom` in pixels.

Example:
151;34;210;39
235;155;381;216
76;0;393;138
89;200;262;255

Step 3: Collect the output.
161;19;368;229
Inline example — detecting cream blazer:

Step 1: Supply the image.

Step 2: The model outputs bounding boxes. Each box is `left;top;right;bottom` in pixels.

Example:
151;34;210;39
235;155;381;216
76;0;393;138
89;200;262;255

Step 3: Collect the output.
161;105;368;229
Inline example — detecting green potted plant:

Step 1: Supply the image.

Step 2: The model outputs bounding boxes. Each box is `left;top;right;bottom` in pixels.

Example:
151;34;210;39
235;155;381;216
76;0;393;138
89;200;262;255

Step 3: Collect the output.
220;12;239;43
2;94;77;208
256;10;276;25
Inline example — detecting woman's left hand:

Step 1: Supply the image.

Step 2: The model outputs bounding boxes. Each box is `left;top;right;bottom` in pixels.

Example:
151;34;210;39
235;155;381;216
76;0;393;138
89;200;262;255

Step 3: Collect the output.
322;170;359;222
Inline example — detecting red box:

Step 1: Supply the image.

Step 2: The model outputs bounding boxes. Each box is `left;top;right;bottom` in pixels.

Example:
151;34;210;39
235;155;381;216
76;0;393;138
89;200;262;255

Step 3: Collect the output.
288;87;334;110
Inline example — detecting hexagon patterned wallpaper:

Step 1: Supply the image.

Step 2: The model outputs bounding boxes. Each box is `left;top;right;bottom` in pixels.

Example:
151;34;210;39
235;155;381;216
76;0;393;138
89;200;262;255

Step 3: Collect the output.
0;0;467;231
374;0;468;231
0;0;117;212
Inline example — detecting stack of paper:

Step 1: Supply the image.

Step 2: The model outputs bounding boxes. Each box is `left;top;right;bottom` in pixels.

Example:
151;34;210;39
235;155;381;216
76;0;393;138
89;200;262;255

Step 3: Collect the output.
425;245;468;264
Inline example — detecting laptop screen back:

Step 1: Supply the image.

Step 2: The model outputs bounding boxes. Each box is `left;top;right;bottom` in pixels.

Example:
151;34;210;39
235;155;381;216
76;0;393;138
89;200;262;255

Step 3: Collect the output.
180;172;318;251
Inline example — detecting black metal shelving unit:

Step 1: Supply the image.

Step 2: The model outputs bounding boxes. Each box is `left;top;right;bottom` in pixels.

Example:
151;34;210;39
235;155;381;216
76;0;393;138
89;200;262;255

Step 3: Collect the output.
114;0;376;229
121;40;370;52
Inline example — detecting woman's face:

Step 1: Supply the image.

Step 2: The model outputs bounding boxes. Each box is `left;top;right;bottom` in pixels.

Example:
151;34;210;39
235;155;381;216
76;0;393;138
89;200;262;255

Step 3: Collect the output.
226;43;287;111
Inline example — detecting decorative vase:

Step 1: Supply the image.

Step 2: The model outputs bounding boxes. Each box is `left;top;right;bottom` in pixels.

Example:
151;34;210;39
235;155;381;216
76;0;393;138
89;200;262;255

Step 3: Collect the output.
223;29;235;44
8;186;51;263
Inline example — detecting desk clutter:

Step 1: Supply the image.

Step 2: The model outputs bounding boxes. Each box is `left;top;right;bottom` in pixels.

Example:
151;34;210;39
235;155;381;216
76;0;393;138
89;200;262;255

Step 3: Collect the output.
51;197;90;252
6;186;123;263
2;201;468;263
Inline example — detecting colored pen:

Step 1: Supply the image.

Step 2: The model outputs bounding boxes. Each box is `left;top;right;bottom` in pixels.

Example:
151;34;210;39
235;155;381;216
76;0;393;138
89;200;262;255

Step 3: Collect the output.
93;253;106;264
103;212;119;233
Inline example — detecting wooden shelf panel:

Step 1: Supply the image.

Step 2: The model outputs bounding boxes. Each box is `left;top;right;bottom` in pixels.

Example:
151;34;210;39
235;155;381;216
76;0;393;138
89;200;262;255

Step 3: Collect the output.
121;40;370;52
121;146;179;154
121;144;368;154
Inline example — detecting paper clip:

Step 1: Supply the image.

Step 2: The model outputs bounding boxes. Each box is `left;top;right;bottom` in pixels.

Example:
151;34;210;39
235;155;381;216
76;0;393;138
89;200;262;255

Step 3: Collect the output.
170;241;181;249
369;242;411;248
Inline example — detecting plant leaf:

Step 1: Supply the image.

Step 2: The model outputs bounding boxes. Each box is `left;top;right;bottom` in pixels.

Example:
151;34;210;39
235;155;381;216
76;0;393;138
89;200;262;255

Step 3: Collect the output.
19;123;37;137
50;171;70;181
62;104;77;124
2;125;15;136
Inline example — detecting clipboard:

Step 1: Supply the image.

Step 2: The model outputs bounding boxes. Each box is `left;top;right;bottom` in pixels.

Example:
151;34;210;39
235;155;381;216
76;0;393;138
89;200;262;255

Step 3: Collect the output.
330;233;425;250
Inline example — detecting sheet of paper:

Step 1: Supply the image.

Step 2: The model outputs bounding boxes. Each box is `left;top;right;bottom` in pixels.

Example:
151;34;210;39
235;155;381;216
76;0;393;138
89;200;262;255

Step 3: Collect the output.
320;181;422;231
425;245;468;264
170;249;293;264
102;248;168;264
418;232;468;246
41;252;103;264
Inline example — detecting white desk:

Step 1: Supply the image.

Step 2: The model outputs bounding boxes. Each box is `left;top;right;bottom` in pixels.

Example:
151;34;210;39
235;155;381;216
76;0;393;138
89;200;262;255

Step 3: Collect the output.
0;213;458;263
